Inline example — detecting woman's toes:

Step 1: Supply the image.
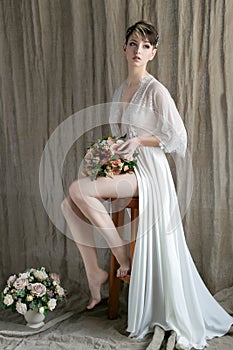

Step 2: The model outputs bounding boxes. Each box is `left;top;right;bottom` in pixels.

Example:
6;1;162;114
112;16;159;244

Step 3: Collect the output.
116;266;130;278
86;297;101;310
86;270;108;310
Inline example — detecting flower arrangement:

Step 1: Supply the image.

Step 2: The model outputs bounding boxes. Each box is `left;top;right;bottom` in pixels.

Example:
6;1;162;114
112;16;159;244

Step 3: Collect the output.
1;267;66;316
82;135;138;181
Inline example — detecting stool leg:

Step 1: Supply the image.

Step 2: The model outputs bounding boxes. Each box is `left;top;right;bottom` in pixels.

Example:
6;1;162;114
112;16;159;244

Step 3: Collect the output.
108;198;139;320
108;253;120;319
108;209;124;319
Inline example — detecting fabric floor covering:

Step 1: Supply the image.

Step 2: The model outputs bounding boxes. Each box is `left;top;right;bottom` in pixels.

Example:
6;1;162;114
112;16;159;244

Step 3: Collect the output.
0;287;232;350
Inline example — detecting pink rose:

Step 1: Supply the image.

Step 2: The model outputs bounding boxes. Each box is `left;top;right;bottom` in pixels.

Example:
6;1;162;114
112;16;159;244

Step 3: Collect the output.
7;275;17;287
13;278;29;290
30;283;47;297
85;151;93;159
112;168;121;175
112;159;120;166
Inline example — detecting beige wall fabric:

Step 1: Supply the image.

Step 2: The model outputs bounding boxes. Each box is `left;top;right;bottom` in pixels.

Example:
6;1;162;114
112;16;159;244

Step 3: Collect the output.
0;0;232;324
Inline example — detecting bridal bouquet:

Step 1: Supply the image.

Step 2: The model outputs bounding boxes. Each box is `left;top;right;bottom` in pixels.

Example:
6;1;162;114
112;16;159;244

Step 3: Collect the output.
82;135;138;181
1;267;66;316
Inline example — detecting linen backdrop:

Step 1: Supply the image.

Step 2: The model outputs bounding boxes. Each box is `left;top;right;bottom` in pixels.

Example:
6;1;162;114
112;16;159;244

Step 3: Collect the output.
0;0;233;349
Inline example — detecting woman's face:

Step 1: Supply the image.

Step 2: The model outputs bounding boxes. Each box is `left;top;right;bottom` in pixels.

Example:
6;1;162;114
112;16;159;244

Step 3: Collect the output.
124;33;156;68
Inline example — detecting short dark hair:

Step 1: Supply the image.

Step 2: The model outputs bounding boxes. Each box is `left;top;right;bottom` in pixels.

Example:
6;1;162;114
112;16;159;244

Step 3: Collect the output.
125;21;159;48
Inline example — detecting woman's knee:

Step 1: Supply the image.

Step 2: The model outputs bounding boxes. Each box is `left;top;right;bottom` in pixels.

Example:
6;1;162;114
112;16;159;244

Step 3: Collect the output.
69;180;84;203
61;195;86;222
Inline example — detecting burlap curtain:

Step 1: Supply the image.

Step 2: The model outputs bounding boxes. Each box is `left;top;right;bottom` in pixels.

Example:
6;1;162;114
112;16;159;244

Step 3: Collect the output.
0;0;232;341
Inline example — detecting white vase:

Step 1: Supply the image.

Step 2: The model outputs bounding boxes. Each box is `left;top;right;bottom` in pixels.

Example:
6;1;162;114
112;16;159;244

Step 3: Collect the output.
24;309;45;328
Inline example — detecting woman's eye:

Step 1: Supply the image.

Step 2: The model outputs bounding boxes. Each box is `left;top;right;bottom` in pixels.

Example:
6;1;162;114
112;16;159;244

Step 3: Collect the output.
129;42;136;46
144;45;150;49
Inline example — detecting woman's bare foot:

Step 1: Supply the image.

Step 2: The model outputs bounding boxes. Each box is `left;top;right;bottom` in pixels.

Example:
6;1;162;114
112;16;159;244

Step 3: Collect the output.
86;269;108;310
116;259;130;278
112;242;131;278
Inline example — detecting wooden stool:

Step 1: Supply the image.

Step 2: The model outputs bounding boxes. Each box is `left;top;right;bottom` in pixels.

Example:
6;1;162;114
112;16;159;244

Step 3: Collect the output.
108;197;139;319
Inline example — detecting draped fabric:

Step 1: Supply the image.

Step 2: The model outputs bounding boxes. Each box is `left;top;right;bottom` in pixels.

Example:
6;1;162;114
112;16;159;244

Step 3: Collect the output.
111;74;232;350
0;1;232;349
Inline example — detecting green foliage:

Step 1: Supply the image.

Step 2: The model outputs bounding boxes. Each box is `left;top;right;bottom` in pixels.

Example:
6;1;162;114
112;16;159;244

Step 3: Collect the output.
1;267;66;316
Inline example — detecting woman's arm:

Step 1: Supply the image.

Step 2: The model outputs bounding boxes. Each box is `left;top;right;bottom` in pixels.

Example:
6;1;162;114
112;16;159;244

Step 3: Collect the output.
151;88;187;157
136;136;160;147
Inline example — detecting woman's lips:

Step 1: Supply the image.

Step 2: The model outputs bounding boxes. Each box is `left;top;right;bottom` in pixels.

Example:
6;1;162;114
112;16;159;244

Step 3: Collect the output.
133;56;141;61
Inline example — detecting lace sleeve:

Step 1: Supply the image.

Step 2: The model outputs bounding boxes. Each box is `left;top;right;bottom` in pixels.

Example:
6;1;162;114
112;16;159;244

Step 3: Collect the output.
152;88;187;158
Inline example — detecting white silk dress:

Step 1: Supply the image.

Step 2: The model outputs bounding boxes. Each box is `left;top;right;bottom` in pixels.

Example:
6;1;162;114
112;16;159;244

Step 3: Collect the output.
109;74;232;350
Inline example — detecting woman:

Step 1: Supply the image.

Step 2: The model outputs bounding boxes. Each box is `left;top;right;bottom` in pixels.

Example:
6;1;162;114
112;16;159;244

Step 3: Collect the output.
62;21;232;350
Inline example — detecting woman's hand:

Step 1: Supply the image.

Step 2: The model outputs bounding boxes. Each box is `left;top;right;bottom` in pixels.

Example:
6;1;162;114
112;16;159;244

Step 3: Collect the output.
112;136;160;161
114;137;140;161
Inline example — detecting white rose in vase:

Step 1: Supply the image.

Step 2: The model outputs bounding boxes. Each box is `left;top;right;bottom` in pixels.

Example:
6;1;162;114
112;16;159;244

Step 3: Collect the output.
55;285;65;297
33;270;48;281
47;298;57;311
4;294;14;306
16;301;27;315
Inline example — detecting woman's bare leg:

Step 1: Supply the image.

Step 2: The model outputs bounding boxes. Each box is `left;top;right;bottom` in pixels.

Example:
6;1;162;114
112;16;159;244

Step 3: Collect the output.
61;197;108;309
69;173;138;270
62;173;138;309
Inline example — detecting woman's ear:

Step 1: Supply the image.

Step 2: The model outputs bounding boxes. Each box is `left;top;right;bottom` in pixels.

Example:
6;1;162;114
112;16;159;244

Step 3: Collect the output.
123;44;126;52
149;49;157;61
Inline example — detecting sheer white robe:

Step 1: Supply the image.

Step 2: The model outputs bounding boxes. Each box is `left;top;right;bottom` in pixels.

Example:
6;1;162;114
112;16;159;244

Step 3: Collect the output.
110;74;232;350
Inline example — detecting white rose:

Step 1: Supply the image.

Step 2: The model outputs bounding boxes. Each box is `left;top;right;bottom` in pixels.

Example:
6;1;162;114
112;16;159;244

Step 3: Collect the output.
20;272;30;279
33;270;48;281
39;307;45;314
56;285;65;297
47;298;57;311
30;283;46;297
16;301;27;315
7;275;17;286
3;287;9;294
13;277;29;290
3;294;14;306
